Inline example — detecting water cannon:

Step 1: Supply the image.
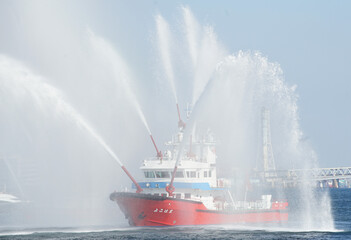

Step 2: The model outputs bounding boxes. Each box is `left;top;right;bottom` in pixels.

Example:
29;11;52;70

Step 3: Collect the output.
150;134;163;161
176;103;186;130
121;166;143;193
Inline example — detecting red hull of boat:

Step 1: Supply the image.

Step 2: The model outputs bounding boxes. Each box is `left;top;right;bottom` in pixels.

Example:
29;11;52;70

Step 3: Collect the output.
110;192;288;226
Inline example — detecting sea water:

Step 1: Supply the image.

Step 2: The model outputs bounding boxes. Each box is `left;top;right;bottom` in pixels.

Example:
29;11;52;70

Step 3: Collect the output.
0;189;350;239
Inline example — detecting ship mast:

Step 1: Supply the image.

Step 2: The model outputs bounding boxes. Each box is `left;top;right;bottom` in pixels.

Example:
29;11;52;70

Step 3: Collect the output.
262;107;276;179
166;103;186;196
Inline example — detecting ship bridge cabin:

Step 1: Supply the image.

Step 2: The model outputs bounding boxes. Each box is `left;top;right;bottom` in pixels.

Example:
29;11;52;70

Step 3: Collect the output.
133;131;228;203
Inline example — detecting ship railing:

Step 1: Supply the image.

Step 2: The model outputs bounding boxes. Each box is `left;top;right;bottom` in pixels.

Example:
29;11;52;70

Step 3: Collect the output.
230;200;270;210
145;157;173;161
165;138;218;146
144;156;203;162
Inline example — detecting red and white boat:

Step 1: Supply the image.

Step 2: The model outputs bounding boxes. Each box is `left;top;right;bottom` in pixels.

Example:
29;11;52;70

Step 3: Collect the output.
110;106;288;226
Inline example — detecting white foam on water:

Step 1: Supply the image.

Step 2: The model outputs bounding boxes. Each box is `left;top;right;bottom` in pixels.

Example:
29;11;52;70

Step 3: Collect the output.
0;231;35;236
204;224;343;233
0;226;139;236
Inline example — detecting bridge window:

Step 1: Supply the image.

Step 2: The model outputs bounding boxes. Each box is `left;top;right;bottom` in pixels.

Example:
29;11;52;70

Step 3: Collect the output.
155;171;170;178
144;171;155;178
185;193;191;199
175;171;184;178
186;171;196;178
209;170;212;177
204;171;208;178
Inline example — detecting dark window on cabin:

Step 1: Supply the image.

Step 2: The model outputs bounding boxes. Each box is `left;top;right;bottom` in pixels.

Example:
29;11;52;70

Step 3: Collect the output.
144;171;155;178
155;171;170;178
209;170;212;177
176;193;181;199
175;171;184;178
204;171;207;178
186;171;196;178
161;193;167;197
154;193;159;196
185;193;191;199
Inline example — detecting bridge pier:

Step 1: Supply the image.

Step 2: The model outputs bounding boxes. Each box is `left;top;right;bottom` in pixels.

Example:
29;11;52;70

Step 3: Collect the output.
333;179;339;188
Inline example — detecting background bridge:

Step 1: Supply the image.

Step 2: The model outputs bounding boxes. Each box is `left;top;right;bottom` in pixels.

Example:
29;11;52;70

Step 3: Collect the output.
254;167;351;188
255;108;350;188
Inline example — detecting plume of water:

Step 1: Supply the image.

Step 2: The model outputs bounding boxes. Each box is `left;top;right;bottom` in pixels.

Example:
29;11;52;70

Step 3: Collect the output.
182;5;200;67
88;29;152;135
0;54;123;167
194;51;335;230
190;25;226;106
1;156;25;198
180;6;227;106
155;14;178;104
0;2;336;230
157;7;335;231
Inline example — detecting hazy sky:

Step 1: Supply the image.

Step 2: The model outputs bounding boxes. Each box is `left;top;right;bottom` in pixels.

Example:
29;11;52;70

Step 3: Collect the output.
1;0;350;169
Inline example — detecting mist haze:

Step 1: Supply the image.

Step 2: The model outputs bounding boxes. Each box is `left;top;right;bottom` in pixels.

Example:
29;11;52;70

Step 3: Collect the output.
1;0;349;231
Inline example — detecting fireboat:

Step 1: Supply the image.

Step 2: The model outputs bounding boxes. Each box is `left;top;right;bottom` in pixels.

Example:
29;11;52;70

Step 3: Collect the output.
110;104;288;226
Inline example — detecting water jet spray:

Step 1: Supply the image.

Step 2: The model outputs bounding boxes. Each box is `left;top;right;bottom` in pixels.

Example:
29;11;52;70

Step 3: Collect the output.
0;55;143;194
